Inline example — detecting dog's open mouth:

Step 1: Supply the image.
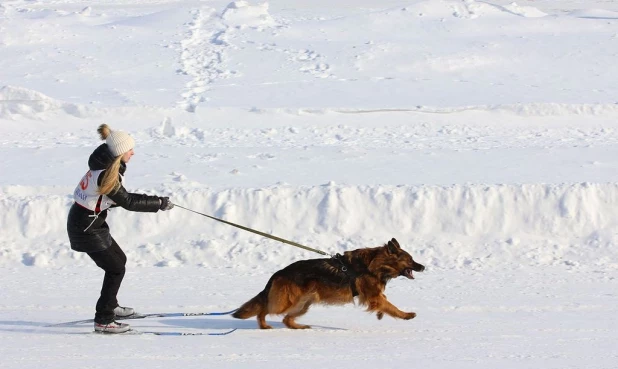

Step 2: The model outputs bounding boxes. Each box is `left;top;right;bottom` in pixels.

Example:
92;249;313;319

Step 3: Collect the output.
402;268;414;279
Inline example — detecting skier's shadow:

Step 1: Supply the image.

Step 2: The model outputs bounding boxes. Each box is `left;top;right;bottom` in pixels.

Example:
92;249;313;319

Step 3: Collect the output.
0;320;61;335
0;320;47;327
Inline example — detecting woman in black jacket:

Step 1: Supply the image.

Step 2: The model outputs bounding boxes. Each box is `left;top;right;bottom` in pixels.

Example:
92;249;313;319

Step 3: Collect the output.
67;124;174;333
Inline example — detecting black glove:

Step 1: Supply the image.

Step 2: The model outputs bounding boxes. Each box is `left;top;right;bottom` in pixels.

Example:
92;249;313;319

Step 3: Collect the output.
159;197;174;211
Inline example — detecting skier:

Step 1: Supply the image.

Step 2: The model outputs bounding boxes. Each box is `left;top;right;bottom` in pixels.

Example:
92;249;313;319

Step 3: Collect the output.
67;124;174;333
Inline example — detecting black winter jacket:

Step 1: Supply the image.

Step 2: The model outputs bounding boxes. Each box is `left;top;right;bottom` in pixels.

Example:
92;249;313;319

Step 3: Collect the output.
67;144;162;253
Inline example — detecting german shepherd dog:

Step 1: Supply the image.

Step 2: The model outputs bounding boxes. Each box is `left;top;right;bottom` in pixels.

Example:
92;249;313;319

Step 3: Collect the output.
232;238;425;329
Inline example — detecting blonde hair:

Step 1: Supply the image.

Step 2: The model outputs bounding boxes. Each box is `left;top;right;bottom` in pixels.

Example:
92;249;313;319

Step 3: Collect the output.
97;124;123;195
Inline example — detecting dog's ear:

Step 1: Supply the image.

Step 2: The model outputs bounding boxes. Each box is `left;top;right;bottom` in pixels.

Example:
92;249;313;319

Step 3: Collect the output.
386;239;399;254
390;238;401;249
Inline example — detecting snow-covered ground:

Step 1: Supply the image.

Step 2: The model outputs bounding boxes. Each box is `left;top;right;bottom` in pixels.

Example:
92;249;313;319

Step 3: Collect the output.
1;0;617;368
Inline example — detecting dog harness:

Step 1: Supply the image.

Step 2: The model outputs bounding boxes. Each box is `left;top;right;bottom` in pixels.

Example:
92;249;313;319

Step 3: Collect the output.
332;254;359;297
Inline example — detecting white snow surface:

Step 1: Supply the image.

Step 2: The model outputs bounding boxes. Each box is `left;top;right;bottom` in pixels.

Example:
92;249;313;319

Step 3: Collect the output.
1;0;618;368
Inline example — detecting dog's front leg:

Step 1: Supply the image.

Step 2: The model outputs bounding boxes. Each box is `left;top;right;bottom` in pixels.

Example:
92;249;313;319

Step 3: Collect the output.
369;295;416;320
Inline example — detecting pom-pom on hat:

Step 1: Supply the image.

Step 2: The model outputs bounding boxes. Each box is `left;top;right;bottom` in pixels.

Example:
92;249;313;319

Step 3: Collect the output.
97;124;135;156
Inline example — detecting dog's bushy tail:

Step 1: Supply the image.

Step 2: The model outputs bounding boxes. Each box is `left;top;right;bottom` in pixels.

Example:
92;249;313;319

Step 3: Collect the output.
232;289;268;319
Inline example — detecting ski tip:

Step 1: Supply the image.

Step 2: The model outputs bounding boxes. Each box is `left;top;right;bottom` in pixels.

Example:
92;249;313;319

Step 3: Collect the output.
209;328;237;336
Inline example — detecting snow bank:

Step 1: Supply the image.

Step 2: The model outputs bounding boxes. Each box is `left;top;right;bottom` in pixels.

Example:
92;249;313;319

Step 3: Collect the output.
221;1;276;28
0;85;92;120
1;183;616;269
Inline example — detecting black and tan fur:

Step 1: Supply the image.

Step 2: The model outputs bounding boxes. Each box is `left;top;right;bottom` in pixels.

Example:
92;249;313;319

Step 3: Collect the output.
232;238;425;329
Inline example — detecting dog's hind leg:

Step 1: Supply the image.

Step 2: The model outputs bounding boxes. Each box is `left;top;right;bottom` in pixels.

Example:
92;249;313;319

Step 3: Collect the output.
282;299;314;329
257;310;272;329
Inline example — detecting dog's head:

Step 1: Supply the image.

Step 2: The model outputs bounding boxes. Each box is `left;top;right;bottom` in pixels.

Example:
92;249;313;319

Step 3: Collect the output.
386;238;425;279
367;238;425;282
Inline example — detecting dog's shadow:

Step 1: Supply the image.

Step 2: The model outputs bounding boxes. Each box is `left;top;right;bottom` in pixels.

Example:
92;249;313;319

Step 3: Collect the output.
151;317;346;331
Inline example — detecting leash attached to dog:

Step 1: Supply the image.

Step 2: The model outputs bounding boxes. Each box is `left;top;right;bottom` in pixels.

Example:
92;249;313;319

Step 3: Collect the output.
172;203;331;256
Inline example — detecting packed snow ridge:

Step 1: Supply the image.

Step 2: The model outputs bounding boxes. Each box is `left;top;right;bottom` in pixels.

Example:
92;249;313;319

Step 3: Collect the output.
1;183;617;269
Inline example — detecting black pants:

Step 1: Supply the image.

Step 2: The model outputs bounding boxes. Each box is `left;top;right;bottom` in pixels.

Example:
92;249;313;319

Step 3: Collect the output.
87;238;127;324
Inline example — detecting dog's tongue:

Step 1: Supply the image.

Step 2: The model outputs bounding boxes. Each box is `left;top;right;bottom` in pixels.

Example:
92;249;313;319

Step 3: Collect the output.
404;269;414;279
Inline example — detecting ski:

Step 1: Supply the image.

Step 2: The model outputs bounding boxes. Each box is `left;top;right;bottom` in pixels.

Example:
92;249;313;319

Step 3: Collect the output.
49;308;237;327
96;328;238;336
118;308;238;320
135;328;237;336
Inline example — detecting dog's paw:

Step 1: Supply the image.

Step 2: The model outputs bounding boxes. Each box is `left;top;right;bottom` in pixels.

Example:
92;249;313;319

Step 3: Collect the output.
404;312;417;320
376;312;384;320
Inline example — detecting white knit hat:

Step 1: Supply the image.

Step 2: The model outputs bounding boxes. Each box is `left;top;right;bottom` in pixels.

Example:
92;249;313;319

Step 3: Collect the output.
97;124;135;156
